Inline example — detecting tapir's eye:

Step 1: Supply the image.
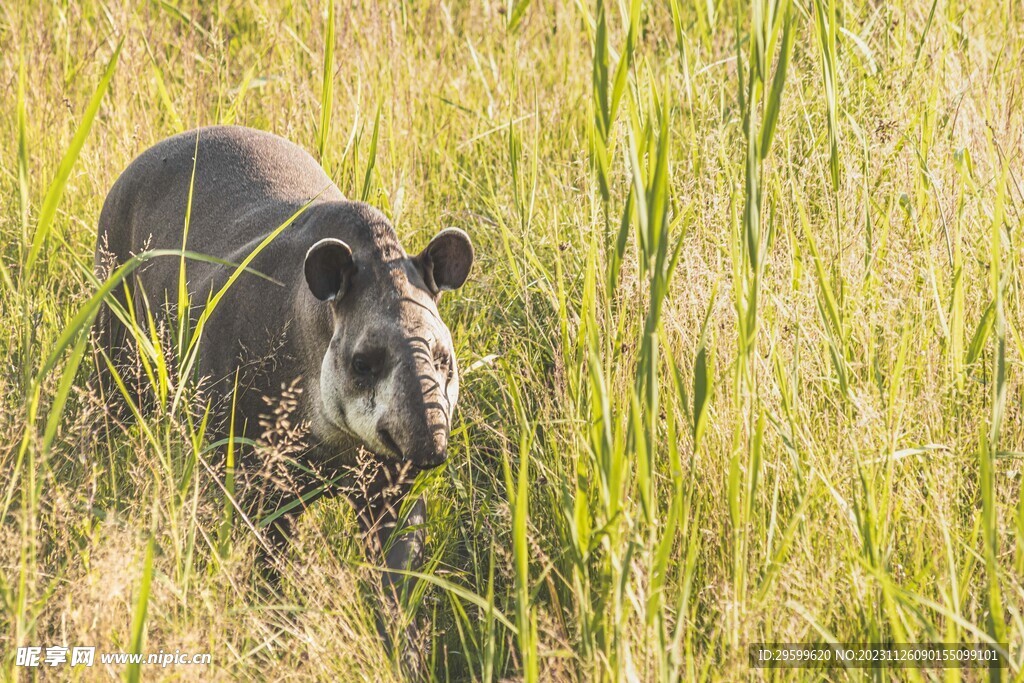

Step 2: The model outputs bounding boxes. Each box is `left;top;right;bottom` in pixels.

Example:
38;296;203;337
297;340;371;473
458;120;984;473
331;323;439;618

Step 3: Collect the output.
434;349;453;381
352;355;371;375
352;350;384;378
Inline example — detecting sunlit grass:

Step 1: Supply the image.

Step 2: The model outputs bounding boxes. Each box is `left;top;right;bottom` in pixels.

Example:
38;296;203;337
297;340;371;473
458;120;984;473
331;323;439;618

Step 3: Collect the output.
1;0;1022;680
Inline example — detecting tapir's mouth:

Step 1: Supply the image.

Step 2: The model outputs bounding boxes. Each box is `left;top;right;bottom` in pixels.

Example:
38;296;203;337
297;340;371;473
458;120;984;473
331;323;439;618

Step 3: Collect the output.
376;427;447;471
376;428;403;460
414;457;445;471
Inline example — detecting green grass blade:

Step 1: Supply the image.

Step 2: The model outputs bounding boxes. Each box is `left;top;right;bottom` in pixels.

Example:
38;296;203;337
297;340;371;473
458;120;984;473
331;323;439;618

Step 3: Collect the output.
506;0;532;32
359;103;381;203
23;39;122;286
41;314;94;450
17;51;30;243
317;0;336;163
759;1;793;159
126;536;155;683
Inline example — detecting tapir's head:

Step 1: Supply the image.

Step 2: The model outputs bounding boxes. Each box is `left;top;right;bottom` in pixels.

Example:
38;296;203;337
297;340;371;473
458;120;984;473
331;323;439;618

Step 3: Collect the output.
303;205;473;470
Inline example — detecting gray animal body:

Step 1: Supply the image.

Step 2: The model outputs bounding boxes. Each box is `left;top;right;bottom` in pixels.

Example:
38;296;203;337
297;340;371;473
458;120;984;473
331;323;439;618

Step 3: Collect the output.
94;126;473;597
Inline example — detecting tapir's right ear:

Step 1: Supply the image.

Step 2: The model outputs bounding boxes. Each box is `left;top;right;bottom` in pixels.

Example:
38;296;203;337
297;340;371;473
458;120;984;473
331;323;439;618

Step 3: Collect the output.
304;238;355;301
414;228;474;295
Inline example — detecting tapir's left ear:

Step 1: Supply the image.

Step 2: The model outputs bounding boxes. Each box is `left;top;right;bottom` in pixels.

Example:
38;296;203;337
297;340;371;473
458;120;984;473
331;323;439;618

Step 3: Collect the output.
415;228;474;295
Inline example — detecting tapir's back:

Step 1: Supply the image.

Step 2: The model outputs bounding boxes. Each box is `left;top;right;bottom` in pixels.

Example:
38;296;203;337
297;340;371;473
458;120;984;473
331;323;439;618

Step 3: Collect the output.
130;125;341;207
98;126;344;263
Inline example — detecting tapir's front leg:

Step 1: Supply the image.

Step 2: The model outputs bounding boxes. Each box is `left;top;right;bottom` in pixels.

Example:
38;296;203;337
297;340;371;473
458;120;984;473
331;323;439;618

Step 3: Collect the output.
349;459;428;677
359;493;426;596
382;497;426;587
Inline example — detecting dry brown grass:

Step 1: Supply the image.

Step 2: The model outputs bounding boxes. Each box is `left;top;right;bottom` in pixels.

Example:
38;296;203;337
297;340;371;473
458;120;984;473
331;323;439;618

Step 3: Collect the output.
2;0;1023;680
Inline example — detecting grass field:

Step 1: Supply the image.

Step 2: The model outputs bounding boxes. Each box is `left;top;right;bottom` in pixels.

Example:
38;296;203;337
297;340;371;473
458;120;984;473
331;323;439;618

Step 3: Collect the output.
2;0;1023;680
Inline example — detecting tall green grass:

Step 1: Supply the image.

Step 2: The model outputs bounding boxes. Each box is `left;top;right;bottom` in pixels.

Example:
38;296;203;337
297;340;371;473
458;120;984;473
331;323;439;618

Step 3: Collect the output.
1;1;1022;680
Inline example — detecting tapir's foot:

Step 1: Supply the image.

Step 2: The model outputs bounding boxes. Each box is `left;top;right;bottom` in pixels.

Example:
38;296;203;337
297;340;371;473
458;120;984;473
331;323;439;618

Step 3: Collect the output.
398;618;429;681
374;602;428;681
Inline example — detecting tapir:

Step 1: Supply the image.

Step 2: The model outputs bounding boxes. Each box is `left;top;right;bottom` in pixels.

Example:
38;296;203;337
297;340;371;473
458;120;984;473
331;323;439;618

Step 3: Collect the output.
93;125;473;617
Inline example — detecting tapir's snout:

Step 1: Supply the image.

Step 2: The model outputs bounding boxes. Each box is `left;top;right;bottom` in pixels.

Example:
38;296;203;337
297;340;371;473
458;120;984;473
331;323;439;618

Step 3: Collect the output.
404;395;450;469
372;338;454;470
378;413;448;469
